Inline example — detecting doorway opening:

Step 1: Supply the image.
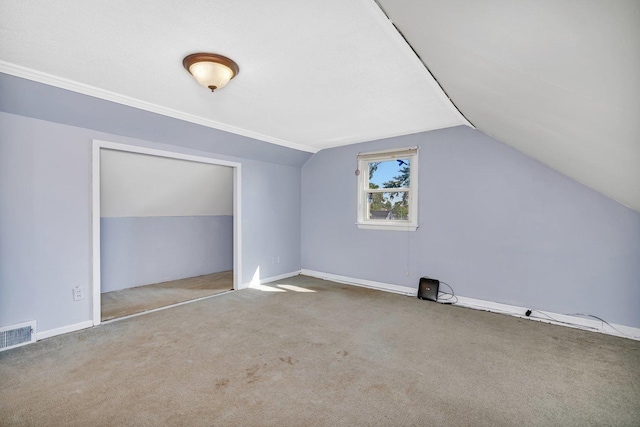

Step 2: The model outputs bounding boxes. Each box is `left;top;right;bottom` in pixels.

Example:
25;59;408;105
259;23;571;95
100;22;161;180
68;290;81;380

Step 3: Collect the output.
91;140;242;325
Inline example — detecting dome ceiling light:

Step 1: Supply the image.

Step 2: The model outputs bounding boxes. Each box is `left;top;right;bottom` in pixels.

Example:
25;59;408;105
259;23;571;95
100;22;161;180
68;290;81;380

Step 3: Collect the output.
183;53;239;92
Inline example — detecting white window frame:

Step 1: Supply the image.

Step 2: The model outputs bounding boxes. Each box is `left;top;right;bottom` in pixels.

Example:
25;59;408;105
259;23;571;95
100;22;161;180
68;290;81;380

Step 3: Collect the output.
356;146;418;231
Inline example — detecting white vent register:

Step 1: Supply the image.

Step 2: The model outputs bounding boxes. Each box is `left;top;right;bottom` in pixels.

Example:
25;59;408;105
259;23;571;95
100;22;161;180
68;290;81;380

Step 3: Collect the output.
0;321;36;351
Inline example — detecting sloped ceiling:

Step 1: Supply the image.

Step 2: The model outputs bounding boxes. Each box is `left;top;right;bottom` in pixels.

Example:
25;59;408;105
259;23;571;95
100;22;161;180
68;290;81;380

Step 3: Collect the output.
377;0;640;211
101;150;233;218
0;1;638;211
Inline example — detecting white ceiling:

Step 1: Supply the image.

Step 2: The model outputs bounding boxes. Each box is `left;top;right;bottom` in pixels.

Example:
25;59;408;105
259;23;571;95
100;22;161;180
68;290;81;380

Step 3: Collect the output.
101;149;232;218
0;0;466;153
378;0;640;212
0;0;638;211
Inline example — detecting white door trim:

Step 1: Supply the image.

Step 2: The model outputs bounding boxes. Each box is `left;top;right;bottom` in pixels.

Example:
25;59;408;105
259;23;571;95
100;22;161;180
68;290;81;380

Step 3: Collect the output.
91;140;242;326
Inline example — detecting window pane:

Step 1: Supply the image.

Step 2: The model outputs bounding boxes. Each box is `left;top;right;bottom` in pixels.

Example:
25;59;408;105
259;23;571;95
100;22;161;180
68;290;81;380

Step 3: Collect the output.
367;191;409;221
368;159;410;189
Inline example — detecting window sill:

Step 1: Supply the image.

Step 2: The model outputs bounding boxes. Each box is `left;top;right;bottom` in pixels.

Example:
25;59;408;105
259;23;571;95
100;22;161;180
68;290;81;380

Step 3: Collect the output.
356;222;418;232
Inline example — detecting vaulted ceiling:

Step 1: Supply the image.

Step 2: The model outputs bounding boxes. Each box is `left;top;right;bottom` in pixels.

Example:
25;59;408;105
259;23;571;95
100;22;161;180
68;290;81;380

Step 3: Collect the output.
1;1;638;211
377;0;640;212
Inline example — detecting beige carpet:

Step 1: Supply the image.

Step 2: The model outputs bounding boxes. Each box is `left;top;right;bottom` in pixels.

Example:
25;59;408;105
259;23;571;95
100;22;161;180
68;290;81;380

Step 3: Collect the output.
2;275;639;426
101;270;233;321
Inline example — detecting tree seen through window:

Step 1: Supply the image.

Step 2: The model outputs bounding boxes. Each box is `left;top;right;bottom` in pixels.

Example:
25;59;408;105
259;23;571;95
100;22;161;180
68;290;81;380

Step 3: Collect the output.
367;159;410;220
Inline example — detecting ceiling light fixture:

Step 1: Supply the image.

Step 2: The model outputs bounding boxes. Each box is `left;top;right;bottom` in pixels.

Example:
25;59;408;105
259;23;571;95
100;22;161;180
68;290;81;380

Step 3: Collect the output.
183;53;239;92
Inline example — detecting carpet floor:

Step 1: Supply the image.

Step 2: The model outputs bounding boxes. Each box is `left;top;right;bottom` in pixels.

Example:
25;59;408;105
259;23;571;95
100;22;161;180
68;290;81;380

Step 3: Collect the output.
2;275;639;426
101;270;233;321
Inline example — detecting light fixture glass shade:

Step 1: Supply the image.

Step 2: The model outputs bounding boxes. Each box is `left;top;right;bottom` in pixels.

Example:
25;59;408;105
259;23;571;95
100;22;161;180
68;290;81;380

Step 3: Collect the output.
189;62;234;90
183;53;239;92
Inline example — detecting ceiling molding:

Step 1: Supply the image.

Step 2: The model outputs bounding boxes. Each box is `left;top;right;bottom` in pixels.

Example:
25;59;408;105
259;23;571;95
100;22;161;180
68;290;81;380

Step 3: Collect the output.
372;0;474;129
365;1;470;129
0;60;317;154
318;124;465;151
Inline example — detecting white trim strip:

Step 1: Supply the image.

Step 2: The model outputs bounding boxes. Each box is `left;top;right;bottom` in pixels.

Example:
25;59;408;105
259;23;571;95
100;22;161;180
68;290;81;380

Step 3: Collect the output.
101;290;233;325
91;140;243;326
301;269;415;296
241;270;302;290
356;223;418;231
357;146;418;160
453;296;640;340
36;321;93;341
93;140;242;168
300;270;640;341
0;60;316;154
91;141;101;325
233;166;242;293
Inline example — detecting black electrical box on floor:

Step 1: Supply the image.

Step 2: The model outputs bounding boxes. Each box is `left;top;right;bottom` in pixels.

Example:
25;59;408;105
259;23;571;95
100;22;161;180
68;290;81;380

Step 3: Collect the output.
418;277;439;301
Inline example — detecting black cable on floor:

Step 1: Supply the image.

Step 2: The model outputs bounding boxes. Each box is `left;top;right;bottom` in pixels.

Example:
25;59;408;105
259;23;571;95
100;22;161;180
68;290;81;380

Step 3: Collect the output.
437;281;458;304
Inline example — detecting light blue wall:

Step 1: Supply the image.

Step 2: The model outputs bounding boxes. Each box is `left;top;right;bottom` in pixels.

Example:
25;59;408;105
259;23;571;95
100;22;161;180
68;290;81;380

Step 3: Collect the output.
3;72;638;334
0;114;92;329
100;216;233;292
0;110;302;333
0;73;310;168
301;126;640;328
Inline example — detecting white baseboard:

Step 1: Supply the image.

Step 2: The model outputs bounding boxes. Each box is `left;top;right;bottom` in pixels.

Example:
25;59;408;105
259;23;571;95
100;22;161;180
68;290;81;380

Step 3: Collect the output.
453;296;640;340
241;270;302;290
301;269;415;296
29;272;640;342
36;320;94;341
34;271;300;340
300;270;640;341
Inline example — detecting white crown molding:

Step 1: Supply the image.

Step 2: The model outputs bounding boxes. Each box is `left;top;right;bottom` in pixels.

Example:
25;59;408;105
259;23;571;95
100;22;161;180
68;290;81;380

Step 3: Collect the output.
0;61;317;154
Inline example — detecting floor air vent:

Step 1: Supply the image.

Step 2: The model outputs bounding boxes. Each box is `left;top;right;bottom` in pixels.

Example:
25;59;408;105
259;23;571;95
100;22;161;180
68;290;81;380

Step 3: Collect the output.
1;321;36;351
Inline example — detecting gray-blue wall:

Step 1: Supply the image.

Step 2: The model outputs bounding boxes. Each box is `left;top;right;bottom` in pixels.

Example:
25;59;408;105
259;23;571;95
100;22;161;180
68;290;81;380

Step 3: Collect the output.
2;71;639;335
301;126;640;328
0;73;310;167
0;109;303;333
100;216;233;292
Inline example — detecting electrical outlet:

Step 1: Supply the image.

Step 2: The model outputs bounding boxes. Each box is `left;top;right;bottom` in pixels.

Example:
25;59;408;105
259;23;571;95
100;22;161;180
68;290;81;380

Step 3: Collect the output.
73;286;84;301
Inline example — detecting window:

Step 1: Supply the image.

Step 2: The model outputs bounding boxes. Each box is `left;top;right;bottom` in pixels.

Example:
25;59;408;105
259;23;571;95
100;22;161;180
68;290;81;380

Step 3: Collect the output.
356;147;418;231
